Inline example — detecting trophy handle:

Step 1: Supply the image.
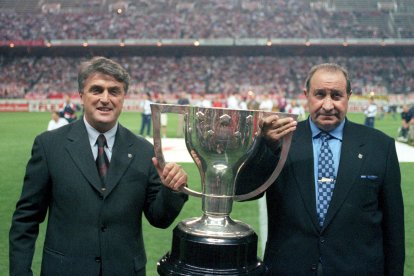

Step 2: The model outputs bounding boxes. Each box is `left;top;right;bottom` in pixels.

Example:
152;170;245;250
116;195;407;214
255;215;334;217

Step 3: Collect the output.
151;103;203;198
233;112;297;202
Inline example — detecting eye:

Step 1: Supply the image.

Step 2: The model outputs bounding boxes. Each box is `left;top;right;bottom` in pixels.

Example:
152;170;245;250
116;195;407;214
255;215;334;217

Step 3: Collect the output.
89;86;102;94
314;90;325;98
109;88;122;96
331;91;345;100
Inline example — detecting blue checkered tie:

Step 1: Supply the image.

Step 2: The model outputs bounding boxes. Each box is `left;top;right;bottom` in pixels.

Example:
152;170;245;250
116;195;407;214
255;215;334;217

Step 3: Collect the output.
317;132;335;227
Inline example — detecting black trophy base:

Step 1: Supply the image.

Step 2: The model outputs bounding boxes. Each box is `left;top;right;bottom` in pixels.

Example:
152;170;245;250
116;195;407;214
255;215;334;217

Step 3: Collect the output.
157;226;267;275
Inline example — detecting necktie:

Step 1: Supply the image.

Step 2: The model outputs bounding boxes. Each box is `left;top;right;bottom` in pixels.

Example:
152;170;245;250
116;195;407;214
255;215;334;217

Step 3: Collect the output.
96;134;109;185
316;132;335;227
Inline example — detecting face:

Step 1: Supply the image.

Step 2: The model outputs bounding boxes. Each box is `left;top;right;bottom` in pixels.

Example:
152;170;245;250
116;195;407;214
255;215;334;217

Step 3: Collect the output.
304;69;351;132
80;72;125;133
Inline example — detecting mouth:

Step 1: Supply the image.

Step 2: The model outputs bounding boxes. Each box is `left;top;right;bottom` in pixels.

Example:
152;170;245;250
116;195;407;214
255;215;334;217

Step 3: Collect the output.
318;113;338;120
97;107;112;113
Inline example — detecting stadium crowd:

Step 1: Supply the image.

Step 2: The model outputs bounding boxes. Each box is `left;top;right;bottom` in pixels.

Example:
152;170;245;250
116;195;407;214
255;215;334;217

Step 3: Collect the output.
1;55;413;99
0;0;412;41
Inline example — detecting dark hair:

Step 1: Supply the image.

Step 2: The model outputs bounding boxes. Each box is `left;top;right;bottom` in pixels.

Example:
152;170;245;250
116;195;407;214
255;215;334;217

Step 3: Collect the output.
78;56;130;94
304;63;352;94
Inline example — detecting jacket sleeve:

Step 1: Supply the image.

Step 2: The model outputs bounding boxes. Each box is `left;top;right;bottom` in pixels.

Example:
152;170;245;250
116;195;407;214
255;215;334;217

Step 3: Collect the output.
143;160;188;229
9;135;51;276
382;139;405;276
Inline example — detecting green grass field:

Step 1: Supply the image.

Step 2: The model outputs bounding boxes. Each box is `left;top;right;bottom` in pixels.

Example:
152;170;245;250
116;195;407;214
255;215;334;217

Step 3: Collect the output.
0;111;412;275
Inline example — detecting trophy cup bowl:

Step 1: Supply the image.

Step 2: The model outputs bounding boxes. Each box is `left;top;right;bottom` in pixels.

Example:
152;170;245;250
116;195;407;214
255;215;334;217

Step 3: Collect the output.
151;103;297;275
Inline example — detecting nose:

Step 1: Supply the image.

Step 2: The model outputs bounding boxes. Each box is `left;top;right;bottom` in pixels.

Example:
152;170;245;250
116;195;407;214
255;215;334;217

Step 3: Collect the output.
322;97;334;111
100;91;110;103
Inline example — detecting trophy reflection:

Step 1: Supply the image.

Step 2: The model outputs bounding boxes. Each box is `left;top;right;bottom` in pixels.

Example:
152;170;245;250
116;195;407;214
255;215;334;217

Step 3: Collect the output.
151;103;296;275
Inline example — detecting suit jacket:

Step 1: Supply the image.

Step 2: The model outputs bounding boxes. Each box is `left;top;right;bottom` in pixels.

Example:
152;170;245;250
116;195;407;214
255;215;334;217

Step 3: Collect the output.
241;118;404;275
9;119;188;276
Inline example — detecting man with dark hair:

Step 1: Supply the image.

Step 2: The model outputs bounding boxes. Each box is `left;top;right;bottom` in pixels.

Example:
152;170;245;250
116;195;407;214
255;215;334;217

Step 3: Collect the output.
241;63;404;275
10;57;188;276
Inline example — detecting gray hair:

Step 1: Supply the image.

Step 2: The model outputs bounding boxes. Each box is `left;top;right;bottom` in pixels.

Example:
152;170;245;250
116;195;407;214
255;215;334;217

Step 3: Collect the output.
78;57;130;94
304;63;352;94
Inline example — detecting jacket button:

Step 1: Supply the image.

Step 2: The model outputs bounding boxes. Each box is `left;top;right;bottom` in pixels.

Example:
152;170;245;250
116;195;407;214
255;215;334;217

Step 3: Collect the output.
311;263;317;271
101;225;107;232
95;257;101;263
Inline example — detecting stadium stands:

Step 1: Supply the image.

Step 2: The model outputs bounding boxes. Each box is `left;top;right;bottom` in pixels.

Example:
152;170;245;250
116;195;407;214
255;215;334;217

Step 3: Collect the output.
0;0;413;99
0;0;413;39
1;55;413;99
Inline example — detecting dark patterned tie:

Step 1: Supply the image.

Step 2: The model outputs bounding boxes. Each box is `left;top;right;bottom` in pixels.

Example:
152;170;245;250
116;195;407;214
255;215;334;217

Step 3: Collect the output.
96;134;109;185
316;132;335;227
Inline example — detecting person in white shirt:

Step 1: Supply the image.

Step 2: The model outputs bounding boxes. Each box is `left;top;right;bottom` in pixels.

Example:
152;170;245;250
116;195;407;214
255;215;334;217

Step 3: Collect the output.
364;96;377;128
197;93;212;108
259;93;274;111
227;92;240;109
139;92;152;137
47;111;68;131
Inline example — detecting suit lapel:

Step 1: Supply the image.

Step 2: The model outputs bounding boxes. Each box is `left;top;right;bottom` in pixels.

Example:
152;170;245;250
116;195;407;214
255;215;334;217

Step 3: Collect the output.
322;121;366;230
104;125;134;196
65;120;103;193
291;121;320;230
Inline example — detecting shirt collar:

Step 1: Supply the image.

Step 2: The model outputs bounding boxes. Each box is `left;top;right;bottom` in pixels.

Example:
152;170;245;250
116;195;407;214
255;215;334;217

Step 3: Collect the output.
309;117;345;141
83;117;118;151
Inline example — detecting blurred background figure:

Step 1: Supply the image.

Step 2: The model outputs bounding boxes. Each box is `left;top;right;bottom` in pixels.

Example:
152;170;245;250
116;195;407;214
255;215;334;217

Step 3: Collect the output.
59;94;79;123
246;91;260;110
286;99;306;121
156;92;168;138
227;91;240;109
363;95;377;128
259;93;273;111
176;91;190;137
196;93;212;108
139;92;152;138
397;104;414;142
47;110;68;131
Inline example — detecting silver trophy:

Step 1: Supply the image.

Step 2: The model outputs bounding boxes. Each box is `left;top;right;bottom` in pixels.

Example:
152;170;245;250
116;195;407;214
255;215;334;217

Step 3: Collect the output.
151;103;296;275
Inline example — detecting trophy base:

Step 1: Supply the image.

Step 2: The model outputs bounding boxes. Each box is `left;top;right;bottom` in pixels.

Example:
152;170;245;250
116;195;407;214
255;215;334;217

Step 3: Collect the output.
157;225;267;275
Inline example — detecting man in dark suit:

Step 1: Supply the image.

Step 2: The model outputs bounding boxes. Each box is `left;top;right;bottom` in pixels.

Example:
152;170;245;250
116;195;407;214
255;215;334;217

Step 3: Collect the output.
241;63;405;275
9;57;188;276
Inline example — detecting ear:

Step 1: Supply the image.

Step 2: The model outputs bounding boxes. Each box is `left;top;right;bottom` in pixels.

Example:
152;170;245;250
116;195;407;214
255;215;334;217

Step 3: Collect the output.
79;92;84;106
303;89;308;97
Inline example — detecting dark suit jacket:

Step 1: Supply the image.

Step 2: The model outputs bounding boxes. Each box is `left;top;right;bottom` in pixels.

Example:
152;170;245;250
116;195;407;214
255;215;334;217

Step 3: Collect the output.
241;118;405;275
9;119;188;276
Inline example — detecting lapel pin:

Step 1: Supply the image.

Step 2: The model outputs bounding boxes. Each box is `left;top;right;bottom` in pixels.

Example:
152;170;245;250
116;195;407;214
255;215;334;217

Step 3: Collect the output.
128;153;133;158
358;153;363;159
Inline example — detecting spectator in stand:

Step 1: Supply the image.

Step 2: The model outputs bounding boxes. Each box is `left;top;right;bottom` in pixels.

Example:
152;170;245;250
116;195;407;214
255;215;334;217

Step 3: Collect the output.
47;110;68;131
139;92;152;138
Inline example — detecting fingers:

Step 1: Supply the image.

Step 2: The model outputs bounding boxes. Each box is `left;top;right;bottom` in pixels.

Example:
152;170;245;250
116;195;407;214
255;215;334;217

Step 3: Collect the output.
261;116;297;137
260;116;297;152
161;162;188;191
